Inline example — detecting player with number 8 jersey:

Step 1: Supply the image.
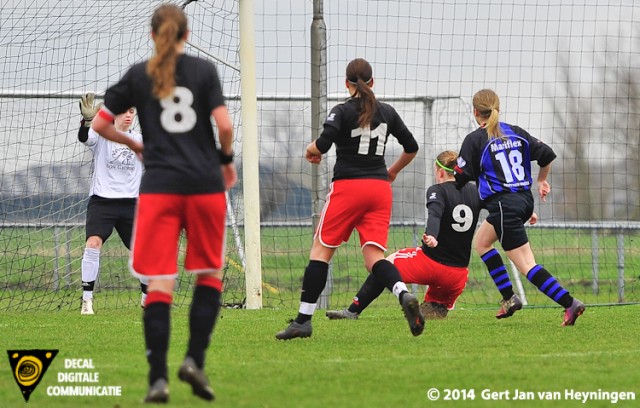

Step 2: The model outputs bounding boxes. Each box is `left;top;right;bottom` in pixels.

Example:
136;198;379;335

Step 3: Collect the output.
97;55;228;194
92;3;235;403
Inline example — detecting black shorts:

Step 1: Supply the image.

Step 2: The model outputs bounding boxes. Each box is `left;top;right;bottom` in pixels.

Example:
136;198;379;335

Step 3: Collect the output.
85;195;137;249
484;191;534;251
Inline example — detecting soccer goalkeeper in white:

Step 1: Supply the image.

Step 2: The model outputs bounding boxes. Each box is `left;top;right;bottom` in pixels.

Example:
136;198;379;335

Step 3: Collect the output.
78;93;147;315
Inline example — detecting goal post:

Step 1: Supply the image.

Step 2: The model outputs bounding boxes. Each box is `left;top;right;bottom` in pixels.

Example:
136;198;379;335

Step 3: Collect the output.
0;1;252;311
1;0;639;313
239;0;262;309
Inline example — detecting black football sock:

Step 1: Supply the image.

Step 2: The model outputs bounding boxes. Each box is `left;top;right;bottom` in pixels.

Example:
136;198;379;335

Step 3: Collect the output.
295;260;329;324
348;273;386;314
143;292;172;385
526;265;573;308
481;249;515;300
186;285;221;369
371;259;407;305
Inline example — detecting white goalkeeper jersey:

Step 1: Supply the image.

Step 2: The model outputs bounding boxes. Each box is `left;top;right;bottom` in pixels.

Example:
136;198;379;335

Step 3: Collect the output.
83;128;143;198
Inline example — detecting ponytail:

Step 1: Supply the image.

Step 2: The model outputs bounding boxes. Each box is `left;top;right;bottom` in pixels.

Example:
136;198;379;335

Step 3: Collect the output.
147;4;188;99
346;58;377;128
485;108;501;139
472;89;502;139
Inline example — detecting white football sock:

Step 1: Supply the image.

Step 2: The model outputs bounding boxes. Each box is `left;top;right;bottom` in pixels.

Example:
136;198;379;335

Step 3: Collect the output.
392;281;409;299
81;247;100;300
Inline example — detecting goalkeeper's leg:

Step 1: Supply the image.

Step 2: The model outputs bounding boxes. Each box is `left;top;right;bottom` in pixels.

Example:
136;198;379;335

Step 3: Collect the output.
115;214;148;307
81;237;103;315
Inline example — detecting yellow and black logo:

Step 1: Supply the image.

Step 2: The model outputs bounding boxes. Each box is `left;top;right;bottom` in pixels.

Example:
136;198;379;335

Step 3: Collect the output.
7;349;58;402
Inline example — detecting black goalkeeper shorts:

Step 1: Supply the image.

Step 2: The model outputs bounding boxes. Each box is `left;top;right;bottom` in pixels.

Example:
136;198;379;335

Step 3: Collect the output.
85;195;137;249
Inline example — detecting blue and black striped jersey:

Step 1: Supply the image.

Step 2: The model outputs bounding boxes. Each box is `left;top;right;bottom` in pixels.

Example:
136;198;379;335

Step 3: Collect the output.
454;123;556;200
315;98;418;181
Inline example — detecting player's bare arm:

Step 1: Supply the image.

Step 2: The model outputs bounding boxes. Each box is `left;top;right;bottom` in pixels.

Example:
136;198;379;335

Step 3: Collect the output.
305;140;322;164
92;111;144;154
387;150;417;182
537;164;551;202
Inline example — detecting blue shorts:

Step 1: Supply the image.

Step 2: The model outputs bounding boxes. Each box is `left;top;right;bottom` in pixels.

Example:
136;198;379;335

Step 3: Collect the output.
484;191;534;251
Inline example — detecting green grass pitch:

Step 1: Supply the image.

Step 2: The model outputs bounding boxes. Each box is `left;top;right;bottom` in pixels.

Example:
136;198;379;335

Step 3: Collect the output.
0;305;638;407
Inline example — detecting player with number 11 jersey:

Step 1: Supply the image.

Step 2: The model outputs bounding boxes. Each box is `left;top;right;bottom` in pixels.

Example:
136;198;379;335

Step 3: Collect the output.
317;98;417;181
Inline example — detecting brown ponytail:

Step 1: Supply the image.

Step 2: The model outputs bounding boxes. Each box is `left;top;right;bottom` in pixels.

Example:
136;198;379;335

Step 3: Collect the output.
346;58;377;128
472;89;502;139
147;4;188;99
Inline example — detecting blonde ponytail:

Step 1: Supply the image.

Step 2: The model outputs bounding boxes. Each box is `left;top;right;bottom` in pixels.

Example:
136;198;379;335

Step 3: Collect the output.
473;89;502;139
147;4;188;99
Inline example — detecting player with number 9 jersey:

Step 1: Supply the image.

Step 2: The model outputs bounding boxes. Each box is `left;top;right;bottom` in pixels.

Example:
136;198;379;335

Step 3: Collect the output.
326;151;481;321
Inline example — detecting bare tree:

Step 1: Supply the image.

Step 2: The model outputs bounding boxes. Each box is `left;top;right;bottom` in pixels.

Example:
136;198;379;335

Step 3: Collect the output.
551;26;640;221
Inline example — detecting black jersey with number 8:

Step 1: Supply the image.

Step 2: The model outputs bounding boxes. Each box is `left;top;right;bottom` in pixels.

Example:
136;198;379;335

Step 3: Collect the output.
104;54;226;195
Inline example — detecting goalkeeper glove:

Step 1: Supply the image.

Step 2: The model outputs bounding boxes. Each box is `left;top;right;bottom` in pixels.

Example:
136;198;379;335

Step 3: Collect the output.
79;93;104;128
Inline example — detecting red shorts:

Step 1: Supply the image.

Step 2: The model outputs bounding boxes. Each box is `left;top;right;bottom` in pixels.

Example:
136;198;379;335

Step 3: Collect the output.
315;179;392;250
387;247;468;309
130;193;226;279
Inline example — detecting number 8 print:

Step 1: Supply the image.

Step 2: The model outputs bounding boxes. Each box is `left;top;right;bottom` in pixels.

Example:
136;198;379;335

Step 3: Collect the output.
160;86;197;133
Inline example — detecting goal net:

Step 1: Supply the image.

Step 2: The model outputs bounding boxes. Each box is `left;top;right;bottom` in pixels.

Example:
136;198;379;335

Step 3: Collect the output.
0;0;245;311
252;0;640;310
1;0;639;312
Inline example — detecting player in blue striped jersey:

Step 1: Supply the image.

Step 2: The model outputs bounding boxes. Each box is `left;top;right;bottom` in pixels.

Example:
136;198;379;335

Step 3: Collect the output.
455;89;585;326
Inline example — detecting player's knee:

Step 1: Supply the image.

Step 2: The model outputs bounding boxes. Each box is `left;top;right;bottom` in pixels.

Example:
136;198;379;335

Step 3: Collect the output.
85;236;103;249
475;241;491;255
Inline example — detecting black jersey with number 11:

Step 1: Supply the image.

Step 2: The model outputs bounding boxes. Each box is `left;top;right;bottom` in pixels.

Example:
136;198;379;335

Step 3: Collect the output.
104;54;227;195
315;98;419;181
